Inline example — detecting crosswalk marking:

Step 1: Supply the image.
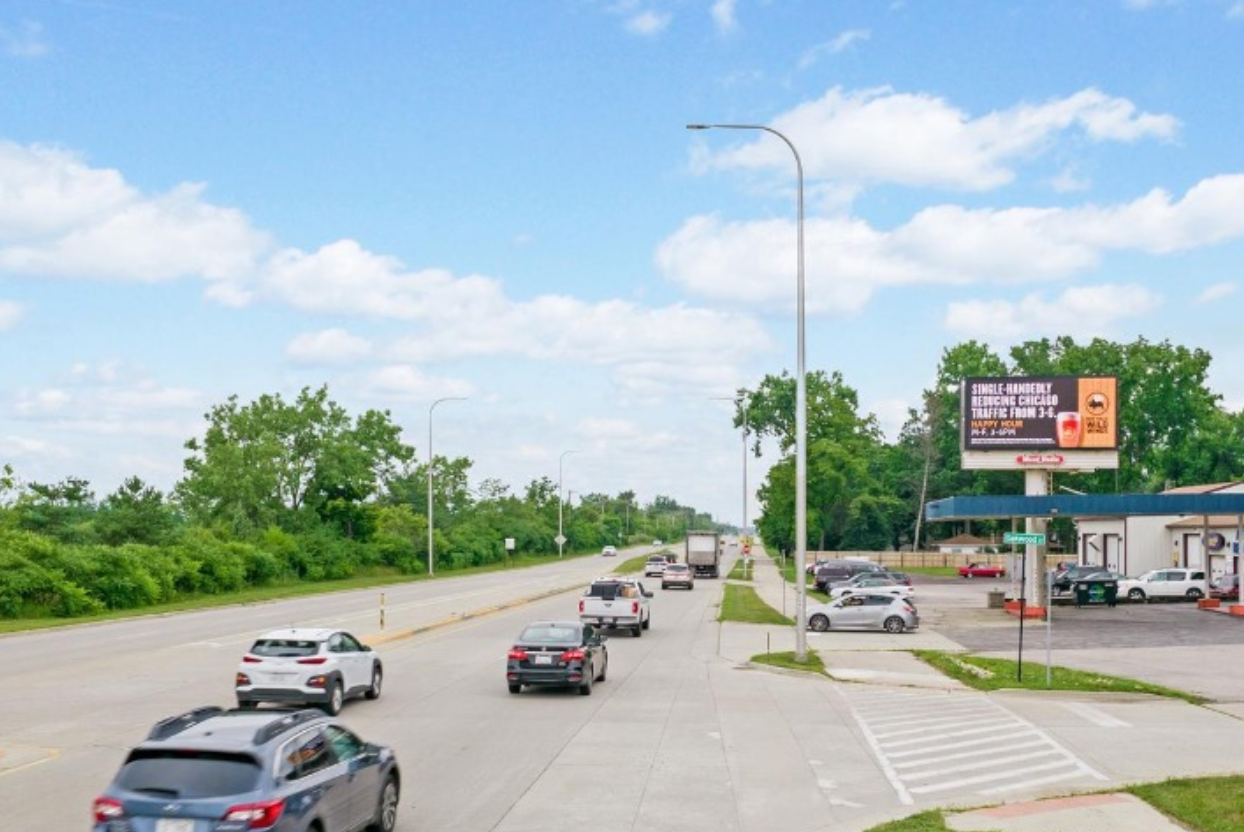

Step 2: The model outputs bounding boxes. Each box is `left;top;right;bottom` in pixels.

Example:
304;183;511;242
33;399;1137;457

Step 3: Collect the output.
837;687;1108;803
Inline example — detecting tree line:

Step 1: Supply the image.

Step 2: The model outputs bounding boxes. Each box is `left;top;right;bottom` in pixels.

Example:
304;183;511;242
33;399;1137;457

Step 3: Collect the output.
4;334;1235;620
0;385;714;620
744;336;1244;556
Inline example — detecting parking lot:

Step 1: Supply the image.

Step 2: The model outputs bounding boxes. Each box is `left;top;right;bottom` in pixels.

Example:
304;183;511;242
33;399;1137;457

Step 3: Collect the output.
914;574;1244;703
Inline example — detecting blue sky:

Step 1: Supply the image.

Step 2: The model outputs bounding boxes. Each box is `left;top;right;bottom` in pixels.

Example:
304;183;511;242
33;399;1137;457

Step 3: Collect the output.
3;0;1244;526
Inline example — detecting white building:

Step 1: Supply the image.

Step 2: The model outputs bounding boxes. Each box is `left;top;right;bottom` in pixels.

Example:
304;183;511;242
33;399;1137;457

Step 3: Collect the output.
1074;482;1244;578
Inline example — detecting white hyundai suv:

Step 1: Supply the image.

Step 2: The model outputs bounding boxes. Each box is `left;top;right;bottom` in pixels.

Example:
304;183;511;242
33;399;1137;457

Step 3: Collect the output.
235;627;383;715
1116;568;1208;603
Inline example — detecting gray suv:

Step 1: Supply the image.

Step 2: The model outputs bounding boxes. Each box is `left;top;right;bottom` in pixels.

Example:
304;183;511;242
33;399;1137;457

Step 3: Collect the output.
91;706;400;832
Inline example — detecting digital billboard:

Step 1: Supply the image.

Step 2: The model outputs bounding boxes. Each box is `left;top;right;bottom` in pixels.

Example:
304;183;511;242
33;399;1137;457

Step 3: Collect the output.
961;376;1118;452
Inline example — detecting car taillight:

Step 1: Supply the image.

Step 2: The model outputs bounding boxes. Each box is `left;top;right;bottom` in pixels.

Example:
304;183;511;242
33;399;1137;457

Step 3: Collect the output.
578;599;585;613
241;655;262;663
296;657;327;665
223;798;285;829
631;601;639;614
508;648;528;660
236;672;252;685
93;797;124;822
561;648;585;661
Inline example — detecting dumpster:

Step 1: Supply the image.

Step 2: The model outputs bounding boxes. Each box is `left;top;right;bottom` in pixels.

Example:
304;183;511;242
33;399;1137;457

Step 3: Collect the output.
1073;578;1118;607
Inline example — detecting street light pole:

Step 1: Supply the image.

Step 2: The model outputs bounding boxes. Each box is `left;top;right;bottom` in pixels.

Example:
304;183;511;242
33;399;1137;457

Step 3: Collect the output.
688;122;807;661
427;396;467;577
558;450;579;557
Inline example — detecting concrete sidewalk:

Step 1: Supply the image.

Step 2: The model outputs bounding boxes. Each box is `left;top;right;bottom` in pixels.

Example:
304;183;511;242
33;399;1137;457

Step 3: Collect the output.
726;547;1190;832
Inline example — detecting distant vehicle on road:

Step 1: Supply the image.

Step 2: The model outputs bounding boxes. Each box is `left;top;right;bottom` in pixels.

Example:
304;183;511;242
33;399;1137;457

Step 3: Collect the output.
644;555;670;577
506;621;608;696
602;545;618;556
806;595;919;634
235;628;382;715
661;563;694;590
652;539;663;546
579;578;652;636
92;706;400;832
958;562;1006;579
685;530;722;578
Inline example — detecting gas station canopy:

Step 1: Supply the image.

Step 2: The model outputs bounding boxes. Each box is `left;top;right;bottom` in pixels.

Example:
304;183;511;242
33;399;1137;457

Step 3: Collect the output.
925;493;1244;521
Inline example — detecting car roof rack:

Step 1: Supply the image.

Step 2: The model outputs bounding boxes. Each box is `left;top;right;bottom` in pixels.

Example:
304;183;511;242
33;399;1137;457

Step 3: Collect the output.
147;706;226;740
252;708;325;745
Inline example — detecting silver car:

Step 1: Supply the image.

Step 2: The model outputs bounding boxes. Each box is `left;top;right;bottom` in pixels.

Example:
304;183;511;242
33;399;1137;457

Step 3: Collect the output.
805;594;919;633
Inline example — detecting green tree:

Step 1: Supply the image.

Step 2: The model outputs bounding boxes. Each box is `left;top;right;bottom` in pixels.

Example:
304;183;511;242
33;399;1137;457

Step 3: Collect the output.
177;386;413;536
96;477;179;546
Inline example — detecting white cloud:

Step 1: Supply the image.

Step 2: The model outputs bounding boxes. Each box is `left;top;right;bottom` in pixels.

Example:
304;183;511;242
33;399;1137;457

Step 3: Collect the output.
0;299;24;330
942;283;1163;341
693;86;1178;191
625;10;671;35
798;30;870;68
1195;282;1237;304
0;143;272;288
365;365;474;400
0;20;48;58
286;328;374;364
711;0;738;33
660;176;1244;312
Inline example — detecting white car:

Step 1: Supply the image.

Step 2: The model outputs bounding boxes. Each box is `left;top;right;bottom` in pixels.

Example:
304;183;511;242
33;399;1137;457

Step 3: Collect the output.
1116;568;1208;603
644;557;669;577
602;545;618;556
235;627;383;715
828;578;914;601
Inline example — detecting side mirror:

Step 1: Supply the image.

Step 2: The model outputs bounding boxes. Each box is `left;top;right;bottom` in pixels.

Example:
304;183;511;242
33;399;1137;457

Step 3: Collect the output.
643;590;654;598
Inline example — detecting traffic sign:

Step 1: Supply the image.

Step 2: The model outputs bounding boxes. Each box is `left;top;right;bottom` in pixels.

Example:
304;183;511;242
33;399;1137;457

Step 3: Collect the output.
1003;532;1046;545
554;534;567;546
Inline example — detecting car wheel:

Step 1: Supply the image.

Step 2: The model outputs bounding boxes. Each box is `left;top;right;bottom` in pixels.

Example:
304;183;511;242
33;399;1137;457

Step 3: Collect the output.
1186;588;1204;600
578;672;593;696
809;614;830;632
1127;588;1146;603
642;615;650;630
365;774;400;832
236;699;257;710
883;616;906;634
508;683;522;694
633;622;643;638
323;679;344;716
597;655;607;682
365;664;383;700
662;584;669;590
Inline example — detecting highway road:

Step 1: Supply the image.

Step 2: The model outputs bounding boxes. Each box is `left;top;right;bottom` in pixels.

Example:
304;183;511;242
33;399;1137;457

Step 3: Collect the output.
6;548;1244;832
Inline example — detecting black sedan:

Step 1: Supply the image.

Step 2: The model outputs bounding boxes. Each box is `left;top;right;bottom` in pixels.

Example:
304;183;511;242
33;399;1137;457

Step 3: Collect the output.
506;621;608;696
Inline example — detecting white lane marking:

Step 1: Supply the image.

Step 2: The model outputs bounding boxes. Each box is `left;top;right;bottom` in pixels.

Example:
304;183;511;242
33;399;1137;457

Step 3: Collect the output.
839;687;1109;802
1059;701;1132;728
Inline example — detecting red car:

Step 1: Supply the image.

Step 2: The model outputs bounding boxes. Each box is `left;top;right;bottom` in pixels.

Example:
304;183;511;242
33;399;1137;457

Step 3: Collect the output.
959;562;1006;578
1210;574;1240;601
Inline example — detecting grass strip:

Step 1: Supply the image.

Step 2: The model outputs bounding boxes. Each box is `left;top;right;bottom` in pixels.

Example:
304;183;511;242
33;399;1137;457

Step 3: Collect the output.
912;650;1205;704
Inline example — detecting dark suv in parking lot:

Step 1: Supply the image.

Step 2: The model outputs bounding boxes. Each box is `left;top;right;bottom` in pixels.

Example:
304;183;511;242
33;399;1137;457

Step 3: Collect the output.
92;706;400;832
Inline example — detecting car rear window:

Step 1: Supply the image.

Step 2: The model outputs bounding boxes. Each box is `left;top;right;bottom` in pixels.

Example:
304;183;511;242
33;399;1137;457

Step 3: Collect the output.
116;750;262;798
519;625;580;643
251;639;320;657
586;582;622;599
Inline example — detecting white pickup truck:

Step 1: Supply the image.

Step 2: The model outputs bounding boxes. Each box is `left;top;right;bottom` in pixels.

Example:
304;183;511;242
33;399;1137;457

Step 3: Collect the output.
578;578;653;637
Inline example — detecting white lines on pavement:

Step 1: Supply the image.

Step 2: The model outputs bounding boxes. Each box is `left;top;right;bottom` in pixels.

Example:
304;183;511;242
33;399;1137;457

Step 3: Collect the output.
1059;701;1132;728
837;687;1108;803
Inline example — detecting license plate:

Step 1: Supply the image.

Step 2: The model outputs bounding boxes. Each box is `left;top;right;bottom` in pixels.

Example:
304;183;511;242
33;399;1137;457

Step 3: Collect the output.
156;819;195;832
533;655;554;665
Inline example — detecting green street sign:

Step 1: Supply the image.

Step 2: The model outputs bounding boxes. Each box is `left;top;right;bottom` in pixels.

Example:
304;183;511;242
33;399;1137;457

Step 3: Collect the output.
1003;532;1046;545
